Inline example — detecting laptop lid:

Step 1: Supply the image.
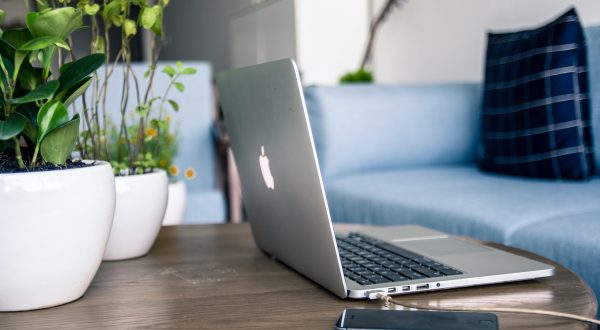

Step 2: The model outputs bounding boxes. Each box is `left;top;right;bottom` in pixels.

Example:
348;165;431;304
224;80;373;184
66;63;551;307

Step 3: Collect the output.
216;59;347;298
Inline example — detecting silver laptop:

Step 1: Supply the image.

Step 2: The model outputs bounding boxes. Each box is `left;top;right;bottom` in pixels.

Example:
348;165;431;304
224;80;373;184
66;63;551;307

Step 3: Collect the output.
216;59;554;299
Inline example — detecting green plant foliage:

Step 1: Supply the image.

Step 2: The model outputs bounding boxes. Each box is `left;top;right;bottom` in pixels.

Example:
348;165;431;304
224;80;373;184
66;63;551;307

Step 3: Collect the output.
36;100;69;145
5;80;58;105
2;28;33;49
26;7;83;39
340;69;374;84
0;5;104;169
56;53;105;95
40;114;80;165
60;76;92;106
69;0;190;176
0;116;25;140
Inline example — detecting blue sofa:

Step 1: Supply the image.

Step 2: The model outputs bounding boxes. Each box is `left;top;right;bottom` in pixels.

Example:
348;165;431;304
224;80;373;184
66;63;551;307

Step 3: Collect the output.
304;26;600;303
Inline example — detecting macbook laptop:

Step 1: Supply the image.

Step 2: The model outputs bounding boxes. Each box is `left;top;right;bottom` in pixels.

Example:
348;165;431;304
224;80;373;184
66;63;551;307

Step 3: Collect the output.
216;59;554;299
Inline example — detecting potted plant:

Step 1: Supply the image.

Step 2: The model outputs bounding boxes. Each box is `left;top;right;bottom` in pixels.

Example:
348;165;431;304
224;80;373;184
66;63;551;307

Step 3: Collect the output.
69;0;195;259
0;6;113;311
147;115;187;226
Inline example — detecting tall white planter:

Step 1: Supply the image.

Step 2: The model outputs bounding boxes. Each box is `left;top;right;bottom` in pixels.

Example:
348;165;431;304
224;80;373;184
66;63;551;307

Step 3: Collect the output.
0;161;116;311
162;180;187;226
103;170;168;261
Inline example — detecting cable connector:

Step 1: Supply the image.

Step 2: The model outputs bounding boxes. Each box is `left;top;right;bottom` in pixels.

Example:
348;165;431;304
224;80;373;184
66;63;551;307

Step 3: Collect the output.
366;290;386;300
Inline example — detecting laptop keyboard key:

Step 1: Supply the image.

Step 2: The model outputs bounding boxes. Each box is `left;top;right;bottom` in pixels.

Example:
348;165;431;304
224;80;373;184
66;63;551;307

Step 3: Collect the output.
383;273;408;282
439;268;462;276
369;277;391;284
412;266;440;278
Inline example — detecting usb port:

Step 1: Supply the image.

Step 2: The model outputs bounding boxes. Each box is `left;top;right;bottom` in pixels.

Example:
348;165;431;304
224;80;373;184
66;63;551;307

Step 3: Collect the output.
402;286;410;292
387;287;397;293
416;284;429;290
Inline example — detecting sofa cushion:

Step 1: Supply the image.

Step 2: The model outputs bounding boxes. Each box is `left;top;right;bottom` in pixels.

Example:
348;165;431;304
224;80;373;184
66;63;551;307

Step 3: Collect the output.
304;84;481;181
508;211;600;303
481;8;593;180
584;25;600;173
326;165;600;243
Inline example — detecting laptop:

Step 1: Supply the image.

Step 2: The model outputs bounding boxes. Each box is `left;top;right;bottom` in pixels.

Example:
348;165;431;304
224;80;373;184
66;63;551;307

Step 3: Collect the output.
216;59;554;299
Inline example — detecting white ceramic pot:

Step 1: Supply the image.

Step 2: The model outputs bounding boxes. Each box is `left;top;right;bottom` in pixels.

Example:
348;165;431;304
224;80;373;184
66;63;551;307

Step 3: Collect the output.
103;170;168;261
0;161;116;311
162;180;187;226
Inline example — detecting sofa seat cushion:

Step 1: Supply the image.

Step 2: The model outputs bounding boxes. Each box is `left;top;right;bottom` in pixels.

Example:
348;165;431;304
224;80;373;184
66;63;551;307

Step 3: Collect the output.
507;211;600;302
326;165;600;243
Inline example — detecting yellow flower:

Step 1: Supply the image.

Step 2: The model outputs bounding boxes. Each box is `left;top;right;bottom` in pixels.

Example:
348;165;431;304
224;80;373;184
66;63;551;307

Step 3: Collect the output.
165;115;172;122
159;159;167;168
169;165;179;177
145;127;157;138
184;167;196;180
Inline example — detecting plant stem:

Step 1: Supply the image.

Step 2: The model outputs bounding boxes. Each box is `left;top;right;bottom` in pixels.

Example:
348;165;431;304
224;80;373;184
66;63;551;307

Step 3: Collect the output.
101;22;112;161
0;55;13;107
31;144;39;167
359;0;404;70
153;72;177;159
13;137;25;169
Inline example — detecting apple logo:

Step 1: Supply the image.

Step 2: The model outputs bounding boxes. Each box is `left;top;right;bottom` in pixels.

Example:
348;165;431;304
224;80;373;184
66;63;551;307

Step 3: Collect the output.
259;145;275;190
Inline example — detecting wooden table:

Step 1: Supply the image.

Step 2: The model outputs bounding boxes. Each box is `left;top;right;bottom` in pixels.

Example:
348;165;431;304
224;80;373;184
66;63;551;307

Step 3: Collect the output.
1;224;597;329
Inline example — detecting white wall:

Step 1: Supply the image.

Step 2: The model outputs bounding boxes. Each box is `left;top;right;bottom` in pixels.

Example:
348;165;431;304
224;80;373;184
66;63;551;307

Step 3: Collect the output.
229;0;296;69
372;0;600;84
294;0;370;85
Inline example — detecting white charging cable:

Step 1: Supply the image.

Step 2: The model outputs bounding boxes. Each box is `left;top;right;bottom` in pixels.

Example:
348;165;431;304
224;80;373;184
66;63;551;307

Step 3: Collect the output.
376;293;600;326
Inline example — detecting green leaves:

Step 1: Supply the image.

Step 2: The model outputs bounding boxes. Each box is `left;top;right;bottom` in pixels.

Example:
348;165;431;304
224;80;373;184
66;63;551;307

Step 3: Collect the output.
0;6;105;168
162;65;176;78
102;0;123;27
0;116;25;140
182;67;197;75
60;76;92;107
36;100;69;146
123;19;137;38
83;4;100;16
168;99;179;112
57;53;106;95
6;80;58;105
174;82;184;92
2;28;33;49
18;36;70;51
26;7;83;39
139;5;160;30
40;114;79;165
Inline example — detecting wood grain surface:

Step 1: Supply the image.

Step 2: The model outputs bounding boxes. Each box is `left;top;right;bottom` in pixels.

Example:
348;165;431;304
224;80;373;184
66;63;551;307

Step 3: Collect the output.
0;223;596;329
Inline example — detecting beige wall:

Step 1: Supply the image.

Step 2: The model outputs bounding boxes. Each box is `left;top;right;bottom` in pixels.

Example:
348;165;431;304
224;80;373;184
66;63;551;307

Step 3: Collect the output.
371;0;600;84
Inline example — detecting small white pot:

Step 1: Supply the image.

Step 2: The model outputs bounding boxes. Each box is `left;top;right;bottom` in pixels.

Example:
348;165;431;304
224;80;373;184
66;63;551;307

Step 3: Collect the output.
162;180;187;226
103;170;168;261
0;161;116;311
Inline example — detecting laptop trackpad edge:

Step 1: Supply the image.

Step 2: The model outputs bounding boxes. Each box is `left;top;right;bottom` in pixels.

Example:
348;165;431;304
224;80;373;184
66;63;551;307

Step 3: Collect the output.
396;238;493;257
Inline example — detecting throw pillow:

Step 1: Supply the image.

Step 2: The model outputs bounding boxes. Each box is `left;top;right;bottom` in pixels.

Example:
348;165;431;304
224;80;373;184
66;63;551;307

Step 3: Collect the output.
480;7;594;180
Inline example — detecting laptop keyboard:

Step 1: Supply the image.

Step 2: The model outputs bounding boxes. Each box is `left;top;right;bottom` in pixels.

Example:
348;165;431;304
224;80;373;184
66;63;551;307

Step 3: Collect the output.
336;232;463;286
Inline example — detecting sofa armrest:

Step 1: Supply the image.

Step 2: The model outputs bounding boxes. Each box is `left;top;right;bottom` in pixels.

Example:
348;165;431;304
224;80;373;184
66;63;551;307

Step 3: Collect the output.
304;84;482;181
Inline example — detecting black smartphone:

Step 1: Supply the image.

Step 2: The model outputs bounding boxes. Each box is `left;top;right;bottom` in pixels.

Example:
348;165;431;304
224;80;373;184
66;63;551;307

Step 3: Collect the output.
335;309;498;330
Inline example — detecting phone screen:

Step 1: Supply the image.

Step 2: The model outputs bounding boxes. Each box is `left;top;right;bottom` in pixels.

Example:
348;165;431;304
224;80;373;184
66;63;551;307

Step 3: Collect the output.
335;309;498;330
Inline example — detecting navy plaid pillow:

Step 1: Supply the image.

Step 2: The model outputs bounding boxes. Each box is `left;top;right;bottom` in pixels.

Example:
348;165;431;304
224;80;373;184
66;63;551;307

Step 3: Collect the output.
480;8;594;180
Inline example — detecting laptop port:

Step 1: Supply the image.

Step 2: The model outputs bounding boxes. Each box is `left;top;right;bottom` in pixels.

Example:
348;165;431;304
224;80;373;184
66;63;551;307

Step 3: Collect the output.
402;286;410;292
416;284;429;290
387;287;397;293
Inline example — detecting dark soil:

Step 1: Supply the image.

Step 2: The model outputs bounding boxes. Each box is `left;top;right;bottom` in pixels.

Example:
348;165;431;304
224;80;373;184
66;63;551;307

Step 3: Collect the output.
0;153;91;173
